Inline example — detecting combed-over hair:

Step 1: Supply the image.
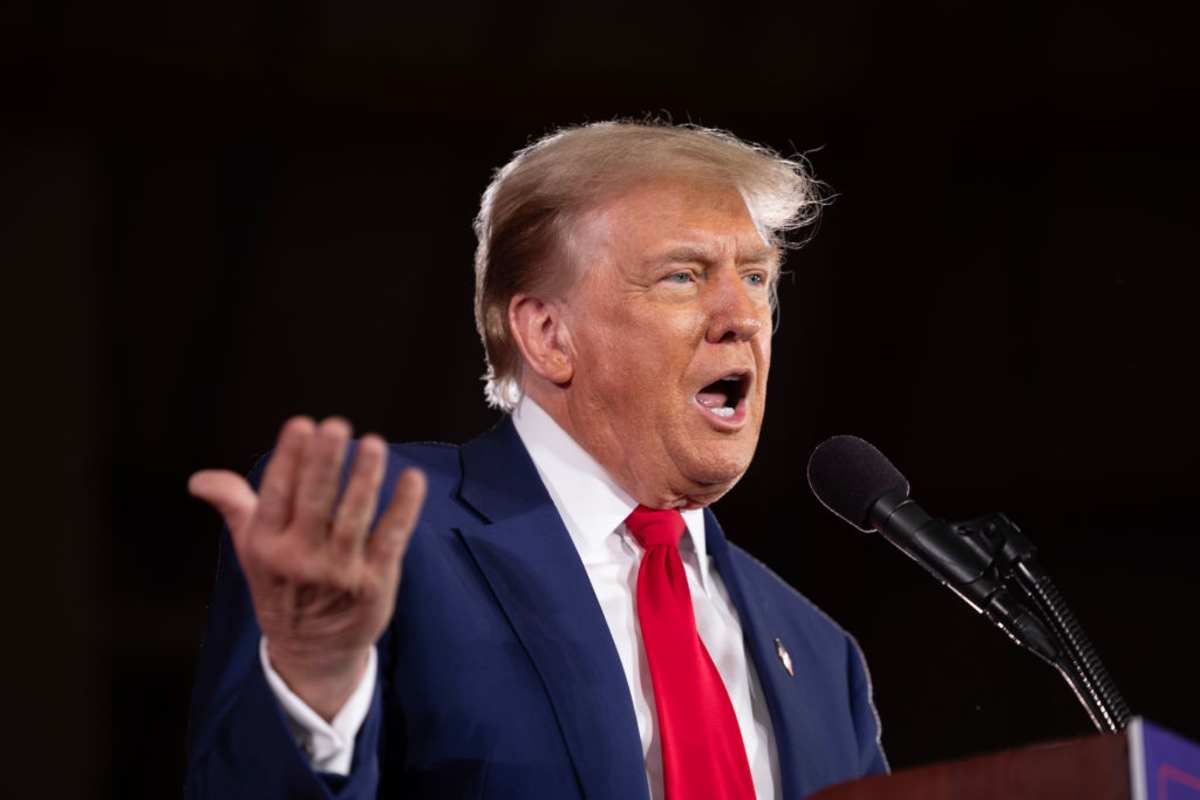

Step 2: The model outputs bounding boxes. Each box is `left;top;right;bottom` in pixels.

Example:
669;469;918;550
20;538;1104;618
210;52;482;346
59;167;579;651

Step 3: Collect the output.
473;119;824;411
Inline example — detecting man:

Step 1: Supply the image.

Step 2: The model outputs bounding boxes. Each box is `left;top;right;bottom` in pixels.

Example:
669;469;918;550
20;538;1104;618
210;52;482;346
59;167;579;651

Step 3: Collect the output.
186;121;887;799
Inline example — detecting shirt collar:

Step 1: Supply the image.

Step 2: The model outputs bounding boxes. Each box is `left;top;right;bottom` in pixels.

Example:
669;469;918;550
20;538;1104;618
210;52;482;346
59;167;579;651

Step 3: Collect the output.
511;396;709;586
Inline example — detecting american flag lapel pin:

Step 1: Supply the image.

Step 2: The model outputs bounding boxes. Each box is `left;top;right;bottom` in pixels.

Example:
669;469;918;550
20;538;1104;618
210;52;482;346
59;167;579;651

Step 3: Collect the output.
774;638;794;677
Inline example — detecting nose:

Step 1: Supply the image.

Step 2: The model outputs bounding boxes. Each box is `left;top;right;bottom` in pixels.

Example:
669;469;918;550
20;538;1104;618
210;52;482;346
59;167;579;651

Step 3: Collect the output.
704;268;763;344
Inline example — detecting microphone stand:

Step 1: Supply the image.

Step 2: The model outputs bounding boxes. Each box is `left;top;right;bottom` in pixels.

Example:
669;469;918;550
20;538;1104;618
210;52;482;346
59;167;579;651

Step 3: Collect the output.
949;513;1132;733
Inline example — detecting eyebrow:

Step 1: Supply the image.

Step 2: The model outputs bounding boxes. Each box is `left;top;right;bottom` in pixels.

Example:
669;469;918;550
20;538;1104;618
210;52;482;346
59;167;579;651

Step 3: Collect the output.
653;245;778;267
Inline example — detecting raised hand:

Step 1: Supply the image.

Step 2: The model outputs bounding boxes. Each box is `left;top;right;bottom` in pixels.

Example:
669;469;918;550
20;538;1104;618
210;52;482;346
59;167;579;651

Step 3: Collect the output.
188;416;426;720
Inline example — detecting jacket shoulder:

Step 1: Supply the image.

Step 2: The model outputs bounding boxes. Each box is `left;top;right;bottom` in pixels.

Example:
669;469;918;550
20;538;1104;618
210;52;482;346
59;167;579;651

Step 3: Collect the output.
729;545;848;630
383;440;466;517
726;542;888;768
724;542;866;670
388;440;460;474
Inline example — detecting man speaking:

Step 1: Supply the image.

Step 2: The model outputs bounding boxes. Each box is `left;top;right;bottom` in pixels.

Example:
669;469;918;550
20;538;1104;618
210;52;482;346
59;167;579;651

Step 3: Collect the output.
186;121;888;799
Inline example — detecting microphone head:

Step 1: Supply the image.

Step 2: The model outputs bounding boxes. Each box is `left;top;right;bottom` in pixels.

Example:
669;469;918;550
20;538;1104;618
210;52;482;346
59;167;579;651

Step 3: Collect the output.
807;435;910;532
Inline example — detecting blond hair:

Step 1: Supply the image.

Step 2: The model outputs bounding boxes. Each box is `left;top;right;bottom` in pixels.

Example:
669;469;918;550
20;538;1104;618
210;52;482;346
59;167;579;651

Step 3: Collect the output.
473;120;823;411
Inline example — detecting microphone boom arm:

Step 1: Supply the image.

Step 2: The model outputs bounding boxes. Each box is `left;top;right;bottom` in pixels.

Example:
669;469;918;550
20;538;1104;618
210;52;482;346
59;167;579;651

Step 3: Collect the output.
948;513;1132;733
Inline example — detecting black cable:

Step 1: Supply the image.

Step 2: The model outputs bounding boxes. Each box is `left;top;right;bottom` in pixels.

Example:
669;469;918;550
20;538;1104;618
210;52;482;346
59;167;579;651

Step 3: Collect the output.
950;513;1131;733
1007;574;1115;732
1013;561;1132;731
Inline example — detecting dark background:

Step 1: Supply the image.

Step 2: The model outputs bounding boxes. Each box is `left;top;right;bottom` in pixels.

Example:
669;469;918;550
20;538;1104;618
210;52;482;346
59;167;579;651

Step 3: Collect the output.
5;1;1198;797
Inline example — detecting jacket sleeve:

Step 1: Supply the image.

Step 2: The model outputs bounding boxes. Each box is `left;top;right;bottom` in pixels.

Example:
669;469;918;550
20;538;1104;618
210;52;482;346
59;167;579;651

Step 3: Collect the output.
845;634;889;777
184;456;386;800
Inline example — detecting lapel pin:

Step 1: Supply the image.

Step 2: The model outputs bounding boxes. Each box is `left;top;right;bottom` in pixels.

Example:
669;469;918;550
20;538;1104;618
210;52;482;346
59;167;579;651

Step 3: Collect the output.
774;638;794;678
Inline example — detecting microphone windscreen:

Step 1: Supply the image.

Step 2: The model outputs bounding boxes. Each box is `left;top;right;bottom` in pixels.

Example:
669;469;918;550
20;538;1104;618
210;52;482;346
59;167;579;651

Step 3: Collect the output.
807;435;910;532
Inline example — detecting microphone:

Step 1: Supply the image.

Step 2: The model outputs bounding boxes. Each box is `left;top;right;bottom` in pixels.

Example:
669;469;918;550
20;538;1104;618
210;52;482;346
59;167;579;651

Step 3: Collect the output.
806;435;1060;662
806;434;1133;732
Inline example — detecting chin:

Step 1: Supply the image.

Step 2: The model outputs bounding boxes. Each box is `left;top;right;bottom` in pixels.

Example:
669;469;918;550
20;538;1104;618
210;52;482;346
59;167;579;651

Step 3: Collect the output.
678;449;753;501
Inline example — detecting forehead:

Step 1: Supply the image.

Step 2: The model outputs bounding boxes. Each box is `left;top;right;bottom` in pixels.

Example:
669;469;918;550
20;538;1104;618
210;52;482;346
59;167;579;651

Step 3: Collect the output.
578;177;776;263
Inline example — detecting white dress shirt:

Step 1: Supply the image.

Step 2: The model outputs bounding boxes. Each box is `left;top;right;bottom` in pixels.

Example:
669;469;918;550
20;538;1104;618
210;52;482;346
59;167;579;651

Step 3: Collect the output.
264;396;781;798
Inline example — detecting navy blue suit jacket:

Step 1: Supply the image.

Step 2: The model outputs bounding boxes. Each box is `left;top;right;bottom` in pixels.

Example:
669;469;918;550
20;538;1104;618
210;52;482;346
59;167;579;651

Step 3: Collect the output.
186;417;887;798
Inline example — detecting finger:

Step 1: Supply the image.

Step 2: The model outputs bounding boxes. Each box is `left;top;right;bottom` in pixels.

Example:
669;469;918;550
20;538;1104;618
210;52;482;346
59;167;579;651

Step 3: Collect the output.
293;416;352;545
189;470;257;544
329;434;387;559
256;416;316;530
368;467;427;571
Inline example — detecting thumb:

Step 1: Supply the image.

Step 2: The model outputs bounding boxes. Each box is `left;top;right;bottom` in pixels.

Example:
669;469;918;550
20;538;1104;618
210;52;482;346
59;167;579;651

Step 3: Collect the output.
189;469;257;538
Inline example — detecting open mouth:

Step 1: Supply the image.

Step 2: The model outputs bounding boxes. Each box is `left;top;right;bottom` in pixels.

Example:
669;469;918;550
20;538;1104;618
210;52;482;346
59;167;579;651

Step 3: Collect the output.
694;371;749;423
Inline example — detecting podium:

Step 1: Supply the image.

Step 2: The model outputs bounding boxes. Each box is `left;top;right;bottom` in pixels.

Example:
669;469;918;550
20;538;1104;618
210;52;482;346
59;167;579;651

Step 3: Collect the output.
809;719;1200;800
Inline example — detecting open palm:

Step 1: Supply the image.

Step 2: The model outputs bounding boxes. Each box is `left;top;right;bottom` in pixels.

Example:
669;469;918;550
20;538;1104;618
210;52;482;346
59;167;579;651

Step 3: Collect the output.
189;416;426;720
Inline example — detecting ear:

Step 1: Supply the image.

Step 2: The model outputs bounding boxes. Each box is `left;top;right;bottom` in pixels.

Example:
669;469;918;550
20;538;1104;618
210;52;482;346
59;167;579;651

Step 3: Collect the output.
508;293;575;385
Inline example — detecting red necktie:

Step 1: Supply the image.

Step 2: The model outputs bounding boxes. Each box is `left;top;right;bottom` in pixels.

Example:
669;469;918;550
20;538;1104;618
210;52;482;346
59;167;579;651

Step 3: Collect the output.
625;505;756;800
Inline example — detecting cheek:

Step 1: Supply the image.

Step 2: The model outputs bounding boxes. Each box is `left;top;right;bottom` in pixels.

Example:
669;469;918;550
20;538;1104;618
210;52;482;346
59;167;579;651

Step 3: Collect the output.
756;331;772;382
616;307;696;368
572;308;658;399
566;296;621;360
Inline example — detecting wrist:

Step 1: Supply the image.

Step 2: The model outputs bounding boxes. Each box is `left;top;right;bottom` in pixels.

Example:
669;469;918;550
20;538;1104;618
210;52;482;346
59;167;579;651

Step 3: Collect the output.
266;640;371;722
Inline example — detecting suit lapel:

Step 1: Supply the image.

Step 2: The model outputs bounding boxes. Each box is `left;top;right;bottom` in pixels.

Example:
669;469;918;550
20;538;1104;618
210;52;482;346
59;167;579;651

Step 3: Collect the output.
454;419;649;800
705;508;810;798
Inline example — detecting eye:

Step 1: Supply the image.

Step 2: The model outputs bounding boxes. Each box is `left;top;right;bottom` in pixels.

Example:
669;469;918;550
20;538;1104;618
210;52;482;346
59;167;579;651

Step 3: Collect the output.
665;271;695;284
743;271;768;287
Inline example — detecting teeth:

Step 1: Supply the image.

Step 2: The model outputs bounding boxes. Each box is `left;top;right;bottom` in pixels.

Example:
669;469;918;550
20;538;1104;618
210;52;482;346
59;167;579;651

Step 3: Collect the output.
710;406;735;418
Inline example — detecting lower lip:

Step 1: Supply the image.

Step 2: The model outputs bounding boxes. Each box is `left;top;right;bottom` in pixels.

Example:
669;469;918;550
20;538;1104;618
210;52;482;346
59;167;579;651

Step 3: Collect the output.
693;395;749;430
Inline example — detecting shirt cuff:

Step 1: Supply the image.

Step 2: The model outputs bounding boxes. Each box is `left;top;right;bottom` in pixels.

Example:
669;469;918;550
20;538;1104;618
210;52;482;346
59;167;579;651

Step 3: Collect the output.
259;637;378;775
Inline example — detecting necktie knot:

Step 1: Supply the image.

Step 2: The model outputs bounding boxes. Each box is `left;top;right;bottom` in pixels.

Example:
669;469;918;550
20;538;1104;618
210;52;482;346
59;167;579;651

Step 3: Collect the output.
625;505;686;550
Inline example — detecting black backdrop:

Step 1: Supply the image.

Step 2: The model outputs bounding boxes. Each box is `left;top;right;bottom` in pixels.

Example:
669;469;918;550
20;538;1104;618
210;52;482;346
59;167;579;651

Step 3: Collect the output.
5;1;1198;797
